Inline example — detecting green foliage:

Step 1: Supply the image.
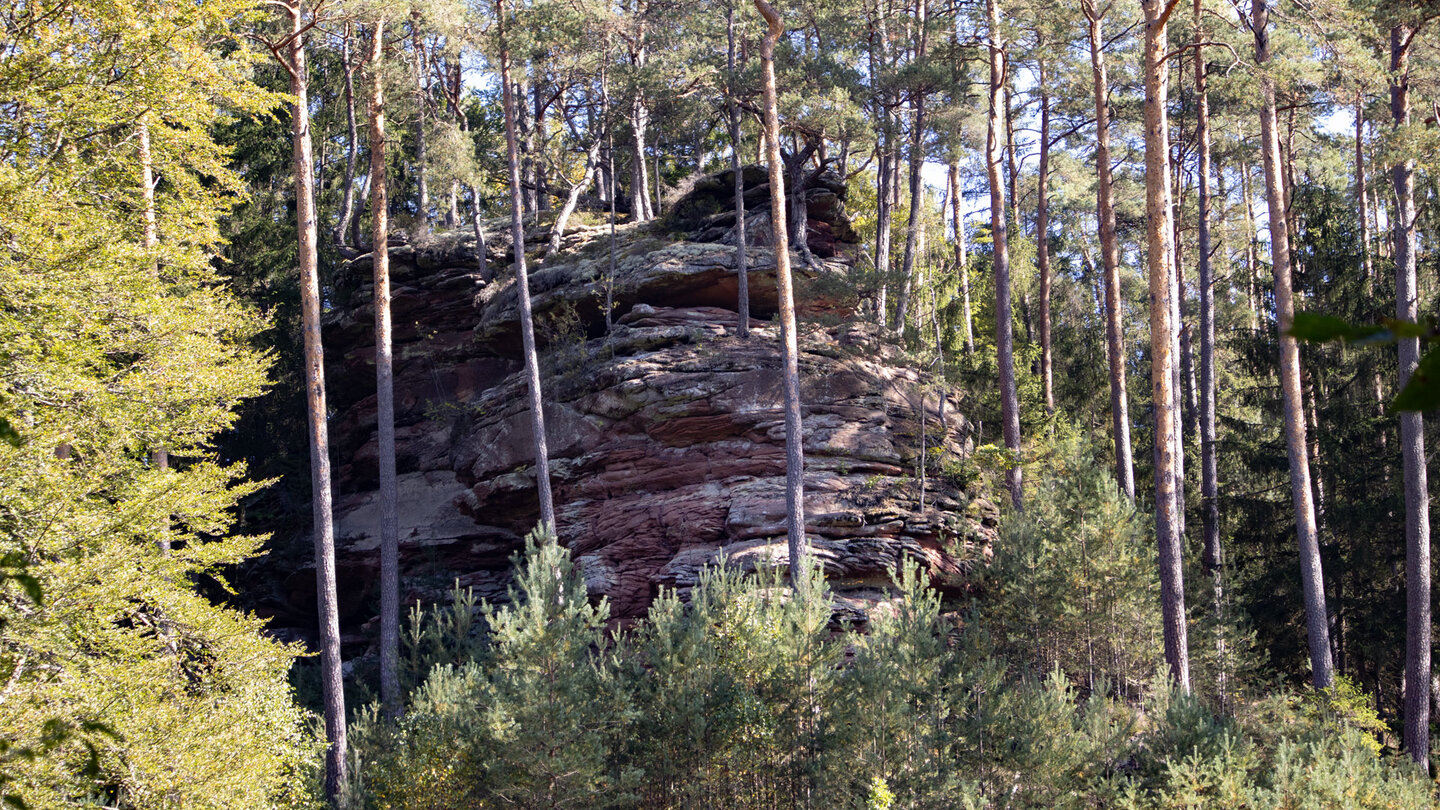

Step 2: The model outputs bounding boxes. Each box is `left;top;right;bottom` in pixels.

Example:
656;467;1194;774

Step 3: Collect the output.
350;527;1432;810
1289;311;1440;411
0;2;322;806
986;434;1164;693
352;528;624;809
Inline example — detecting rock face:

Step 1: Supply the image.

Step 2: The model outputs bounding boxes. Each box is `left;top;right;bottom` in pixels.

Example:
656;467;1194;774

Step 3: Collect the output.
276;169;997;650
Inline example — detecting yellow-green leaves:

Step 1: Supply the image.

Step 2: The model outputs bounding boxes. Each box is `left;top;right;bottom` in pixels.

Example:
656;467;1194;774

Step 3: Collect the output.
0;2;319;807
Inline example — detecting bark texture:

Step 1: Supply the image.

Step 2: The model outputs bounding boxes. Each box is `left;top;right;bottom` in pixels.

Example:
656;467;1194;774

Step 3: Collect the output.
366;19;401;719
755;0;809;592
986;0;1021;511
499;0;557;533
948;163;974;355
1036;59;1054;415
1392;22;1431;771
281;3;347;798
1143;0;1190;692
728;1;750;339
1254;0;1333;689
1195;0;1225;704
1084;1;1135;501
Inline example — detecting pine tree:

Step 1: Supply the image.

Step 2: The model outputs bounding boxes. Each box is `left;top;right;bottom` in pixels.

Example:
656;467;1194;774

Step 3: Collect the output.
498;0;558;533
986;0;1022;511
754;0;809;592
1389;14;1431;770
1142;0;1190;692
366;16;403;720
1252;0;1333;690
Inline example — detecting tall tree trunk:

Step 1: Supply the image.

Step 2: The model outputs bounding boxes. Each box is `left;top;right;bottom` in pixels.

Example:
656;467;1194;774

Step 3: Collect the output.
1356;94;1389;435
873;80;893;326
1170;139;1188;537
411;11;429;225
1357;93;1375;286
1240;163;1262;330
987;0;1021;510
139;118;157;269
755;0;809;593
1084;1;1135;501
630;92;653;220
948;162;974;355
1194;0;1224;702
653;138;664;217
895;92;926;336
1392;22;1431;771
894;0;929;338
1003;82;1019;226
1143;0;1190;691
278;3;347;798
1036;58;1054;416
783;141;823;270
518;71;538;216
499;0;557;533
535;82;551;212
1254;0;1333;689
367;19;401;719
728;0;750;339
139;117;172;556
335;23;359;248
469;184;489;282
601;56;618;334
1368;119;1387;261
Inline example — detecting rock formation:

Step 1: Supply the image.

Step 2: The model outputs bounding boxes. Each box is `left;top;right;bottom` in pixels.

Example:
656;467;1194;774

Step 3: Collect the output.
265;168;998;652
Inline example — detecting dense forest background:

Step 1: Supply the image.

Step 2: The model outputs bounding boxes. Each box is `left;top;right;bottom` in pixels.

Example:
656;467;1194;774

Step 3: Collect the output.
4;0;1440;806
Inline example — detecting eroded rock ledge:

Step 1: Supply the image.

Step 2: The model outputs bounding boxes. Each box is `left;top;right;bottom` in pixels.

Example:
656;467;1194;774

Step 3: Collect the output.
266;169;997;651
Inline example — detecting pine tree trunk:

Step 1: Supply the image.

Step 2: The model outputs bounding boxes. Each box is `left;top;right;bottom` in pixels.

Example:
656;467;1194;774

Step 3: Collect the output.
1084;1;1135;501
1143;0;1190;691
469;184;489;282
872;49;893;327
987;0;1021;511
535;83;551;212
1254;0;1333;690
518;71;538;216
948;163;974;356
367;19;401;720
895;92;926;336
411;12;429;225
1357;94;1375;286
335;23;359;248
600;56;618;335
1356;95;1389;438
893;0;928;338
280;3;347;799
1036;59;1054;416
1003;83;1018;226
631;60;653;222
1391;22;1431;771
499;0;557;533
142;106;167;560
728;1;750;339
1240;164;1262;330
1195;0;1225;703
755;0;809;593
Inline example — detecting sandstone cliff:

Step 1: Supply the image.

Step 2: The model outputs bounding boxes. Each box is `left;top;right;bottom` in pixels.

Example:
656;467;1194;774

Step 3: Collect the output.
268;169;997;651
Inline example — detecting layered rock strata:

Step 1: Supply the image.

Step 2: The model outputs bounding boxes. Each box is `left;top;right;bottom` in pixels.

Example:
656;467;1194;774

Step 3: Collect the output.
265;168;997;648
